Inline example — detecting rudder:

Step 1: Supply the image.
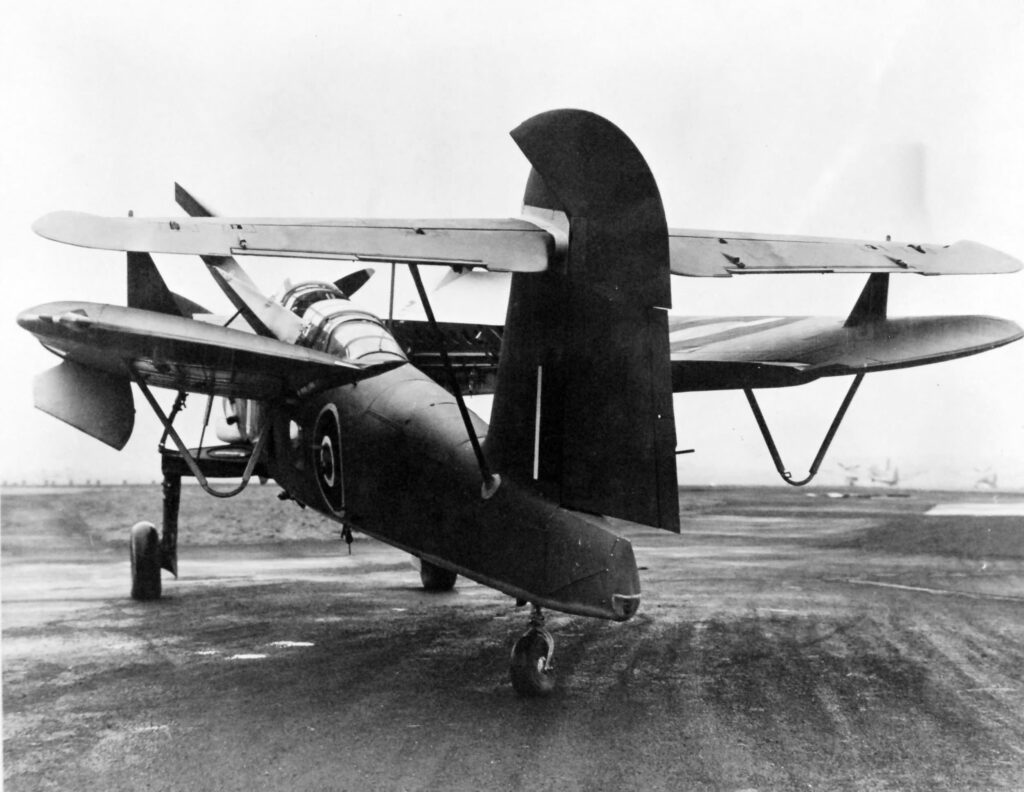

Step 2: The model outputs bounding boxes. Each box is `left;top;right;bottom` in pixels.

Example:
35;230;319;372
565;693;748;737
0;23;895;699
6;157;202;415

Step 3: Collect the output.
486;110;679;532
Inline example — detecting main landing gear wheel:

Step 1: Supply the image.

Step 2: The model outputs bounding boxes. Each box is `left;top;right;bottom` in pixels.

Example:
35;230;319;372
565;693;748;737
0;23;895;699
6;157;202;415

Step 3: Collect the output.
510;605;555;697
419;559;458;592
130;521;162;600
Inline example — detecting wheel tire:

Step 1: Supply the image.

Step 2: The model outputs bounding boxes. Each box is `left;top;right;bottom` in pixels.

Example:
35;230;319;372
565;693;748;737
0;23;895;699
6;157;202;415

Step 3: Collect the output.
510;629;555;697
419;559;457;592
130;521;162;601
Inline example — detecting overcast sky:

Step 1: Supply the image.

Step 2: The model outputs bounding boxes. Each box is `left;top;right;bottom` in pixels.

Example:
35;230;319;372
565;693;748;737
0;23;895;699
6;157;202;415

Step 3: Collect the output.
3;1;1023;488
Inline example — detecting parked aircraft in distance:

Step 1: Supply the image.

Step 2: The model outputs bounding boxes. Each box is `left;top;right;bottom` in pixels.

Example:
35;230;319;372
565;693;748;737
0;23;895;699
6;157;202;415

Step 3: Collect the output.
869;459;900;487
838;462;862;487
18;109;1022;695
975;468;999;490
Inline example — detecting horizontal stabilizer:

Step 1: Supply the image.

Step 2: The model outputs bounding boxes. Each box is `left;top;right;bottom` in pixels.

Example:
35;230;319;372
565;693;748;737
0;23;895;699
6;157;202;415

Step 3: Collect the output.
33;359;135;449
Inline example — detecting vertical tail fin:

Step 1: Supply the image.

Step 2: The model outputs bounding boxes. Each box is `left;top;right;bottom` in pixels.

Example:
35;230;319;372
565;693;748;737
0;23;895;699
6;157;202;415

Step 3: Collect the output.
486;110;679;532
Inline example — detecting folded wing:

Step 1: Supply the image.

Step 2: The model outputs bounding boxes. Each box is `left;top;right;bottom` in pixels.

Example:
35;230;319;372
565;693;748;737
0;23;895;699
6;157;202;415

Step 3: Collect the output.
38;212;1021;279
19;301;400;400
669;229;1021;277
33;211;557;274
670;313;1022;391
18;301;403;447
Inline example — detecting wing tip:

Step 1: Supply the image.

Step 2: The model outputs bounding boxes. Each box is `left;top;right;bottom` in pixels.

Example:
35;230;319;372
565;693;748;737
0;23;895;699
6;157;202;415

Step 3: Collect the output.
32;210;70;241
945;240;1023;274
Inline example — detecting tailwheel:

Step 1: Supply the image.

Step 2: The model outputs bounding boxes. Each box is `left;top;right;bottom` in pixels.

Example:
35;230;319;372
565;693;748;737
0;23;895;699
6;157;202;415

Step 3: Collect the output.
419;558;458;592
510;605;555;697
130;521;162;600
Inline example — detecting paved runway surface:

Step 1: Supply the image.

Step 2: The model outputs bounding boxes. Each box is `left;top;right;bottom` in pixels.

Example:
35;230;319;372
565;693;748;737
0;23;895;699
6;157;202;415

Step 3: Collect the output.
4;486;1024;791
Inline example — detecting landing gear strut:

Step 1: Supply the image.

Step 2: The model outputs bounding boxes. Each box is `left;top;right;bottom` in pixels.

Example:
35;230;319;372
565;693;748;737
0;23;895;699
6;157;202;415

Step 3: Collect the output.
510;604;555;697
159;471;180;577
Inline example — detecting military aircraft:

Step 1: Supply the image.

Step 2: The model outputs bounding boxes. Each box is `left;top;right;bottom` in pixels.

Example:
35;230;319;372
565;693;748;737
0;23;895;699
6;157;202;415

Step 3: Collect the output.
869;459;900;487
839;459;901;487
17;109;1023;696
838;462;862;487
975;468;999;490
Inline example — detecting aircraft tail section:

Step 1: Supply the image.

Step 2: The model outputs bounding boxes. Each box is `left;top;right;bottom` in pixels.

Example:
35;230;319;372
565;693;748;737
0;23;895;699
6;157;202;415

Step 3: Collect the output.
486;110;679;532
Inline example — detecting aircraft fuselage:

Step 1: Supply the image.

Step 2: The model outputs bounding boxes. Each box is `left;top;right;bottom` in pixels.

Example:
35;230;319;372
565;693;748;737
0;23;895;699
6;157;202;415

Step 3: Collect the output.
266;362;641;621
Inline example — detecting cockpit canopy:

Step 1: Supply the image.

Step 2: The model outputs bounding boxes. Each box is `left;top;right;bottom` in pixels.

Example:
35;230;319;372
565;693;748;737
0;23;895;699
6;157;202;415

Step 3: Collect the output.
294;294;407;365
280;281;347;318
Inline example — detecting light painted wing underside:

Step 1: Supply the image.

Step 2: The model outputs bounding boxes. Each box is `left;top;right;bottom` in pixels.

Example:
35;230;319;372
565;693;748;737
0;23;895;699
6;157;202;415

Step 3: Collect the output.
34;211;1020;277
669;229;1022;276
33;212;555;273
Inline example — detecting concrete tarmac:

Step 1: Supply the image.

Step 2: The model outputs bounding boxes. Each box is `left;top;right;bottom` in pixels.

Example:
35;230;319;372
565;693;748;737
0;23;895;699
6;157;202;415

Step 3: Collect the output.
4;487;1024;791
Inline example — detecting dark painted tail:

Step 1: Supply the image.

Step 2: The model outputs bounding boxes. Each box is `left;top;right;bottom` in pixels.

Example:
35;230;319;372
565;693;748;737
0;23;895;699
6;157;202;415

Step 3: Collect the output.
485;110;679;532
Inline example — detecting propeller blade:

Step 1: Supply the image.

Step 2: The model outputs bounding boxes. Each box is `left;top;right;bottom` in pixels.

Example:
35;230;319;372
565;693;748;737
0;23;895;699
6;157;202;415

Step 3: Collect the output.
334;268;374;297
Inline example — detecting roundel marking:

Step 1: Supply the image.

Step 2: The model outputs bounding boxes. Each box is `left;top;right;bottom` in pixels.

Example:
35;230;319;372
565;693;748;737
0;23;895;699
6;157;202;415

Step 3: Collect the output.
319;435;336;487
313;404;344;513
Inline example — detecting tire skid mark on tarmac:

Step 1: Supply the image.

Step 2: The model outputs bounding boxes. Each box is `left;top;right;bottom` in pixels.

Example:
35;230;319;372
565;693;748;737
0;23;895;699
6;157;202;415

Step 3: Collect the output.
922;606;1024;756
875;606;1024;760
838;577;1024;602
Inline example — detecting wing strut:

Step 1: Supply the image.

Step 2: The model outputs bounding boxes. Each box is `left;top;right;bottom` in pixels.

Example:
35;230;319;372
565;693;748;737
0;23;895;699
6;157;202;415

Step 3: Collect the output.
407;263;500;499
744;374;865;486
130;370;270;498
